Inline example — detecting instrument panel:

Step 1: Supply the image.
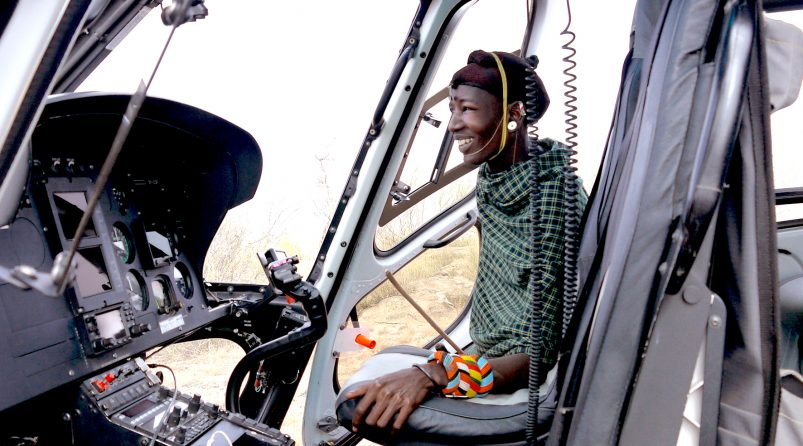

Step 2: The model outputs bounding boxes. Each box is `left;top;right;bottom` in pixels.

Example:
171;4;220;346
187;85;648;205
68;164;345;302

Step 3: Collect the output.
0;93;263;411
72;358;293;445
43;173;199;356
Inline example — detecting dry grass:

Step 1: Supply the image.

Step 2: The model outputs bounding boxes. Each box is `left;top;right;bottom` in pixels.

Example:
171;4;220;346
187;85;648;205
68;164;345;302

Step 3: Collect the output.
360;233;479;307
147;339;244;408
338;233;479;385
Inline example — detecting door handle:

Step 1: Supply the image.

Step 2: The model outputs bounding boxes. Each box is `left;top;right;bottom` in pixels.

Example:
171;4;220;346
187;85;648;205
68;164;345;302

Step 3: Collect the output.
423;210;478;249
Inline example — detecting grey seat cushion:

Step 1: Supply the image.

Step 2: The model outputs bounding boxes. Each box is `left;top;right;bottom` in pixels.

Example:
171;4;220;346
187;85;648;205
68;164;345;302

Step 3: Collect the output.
335;346;556;445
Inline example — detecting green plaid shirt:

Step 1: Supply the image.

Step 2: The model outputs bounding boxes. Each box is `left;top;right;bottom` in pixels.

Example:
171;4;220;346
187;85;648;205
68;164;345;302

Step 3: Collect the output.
469;139;586;373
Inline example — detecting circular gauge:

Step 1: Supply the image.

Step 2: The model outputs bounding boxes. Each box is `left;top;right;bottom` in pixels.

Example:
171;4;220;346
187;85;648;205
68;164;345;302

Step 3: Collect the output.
111;223;135;264
173;263;193;299
151;276;174;314
125;270;148;311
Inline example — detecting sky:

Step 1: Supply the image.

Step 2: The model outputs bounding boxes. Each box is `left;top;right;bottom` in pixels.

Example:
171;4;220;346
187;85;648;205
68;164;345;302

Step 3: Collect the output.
79;1;803;277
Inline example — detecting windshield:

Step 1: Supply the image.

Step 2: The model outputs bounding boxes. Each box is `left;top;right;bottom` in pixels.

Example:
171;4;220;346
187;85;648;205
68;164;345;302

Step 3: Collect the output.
79;0;419;283
75;0;658;286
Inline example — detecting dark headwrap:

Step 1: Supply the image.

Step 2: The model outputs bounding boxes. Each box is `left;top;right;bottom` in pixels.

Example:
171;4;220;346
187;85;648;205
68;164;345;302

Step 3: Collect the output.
450;50;550;121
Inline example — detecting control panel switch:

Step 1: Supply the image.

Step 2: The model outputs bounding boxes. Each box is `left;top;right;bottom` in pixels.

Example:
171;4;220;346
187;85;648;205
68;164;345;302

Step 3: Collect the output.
189;394;201;413
167;406;182;427
175;426;187;444
91;380;108;393
129;323;152;337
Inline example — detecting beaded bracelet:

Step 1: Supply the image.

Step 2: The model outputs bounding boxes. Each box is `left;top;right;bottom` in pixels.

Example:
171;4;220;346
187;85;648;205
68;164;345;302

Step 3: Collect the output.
427;351;493;398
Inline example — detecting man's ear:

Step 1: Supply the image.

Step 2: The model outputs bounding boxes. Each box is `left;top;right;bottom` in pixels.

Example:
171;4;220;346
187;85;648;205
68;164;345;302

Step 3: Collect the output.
508;101;525;123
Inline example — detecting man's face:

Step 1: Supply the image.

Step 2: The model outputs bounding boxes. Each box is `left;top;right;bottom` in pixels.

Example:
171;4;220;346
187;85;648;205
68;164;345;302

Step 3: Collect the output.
448;85;503;166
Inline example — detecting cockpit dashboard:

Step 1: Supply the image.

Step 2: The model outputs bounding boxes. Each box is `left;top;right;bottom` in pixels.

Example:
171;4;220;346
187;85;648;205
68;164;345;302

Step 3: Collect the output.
0;92;262;412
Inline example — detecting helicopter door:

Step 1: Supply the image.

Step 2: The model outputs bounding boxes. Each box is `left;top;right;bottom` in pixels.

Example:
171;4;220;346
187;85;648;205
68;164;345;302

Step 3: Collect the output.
300;1;527;444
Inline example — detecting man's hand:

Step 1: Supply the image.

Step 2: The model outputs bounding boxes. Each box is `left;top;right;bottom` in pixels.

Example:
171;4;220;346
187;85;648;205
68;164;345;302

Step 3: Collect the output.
345;363;446;434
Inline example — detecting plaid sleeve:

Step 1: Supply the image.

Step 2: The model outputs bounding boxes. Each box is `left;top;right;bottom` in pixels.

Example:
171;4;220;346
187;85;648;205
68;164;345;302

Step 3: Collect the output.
498;172;566;369
536;145;589;370
533;173;566;371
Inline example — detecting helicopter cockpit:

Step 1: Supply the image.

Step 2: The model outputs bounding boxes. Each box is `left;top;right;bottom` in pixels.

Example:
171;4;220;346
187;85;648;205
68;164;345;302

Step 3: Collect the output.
1;0;802;445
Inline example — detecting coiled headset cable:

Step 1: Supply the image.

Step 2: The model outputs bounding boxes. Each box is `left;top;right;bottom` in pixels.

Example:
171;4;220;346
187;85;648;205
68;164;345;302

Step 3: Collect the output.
559;0;581;339
523;0;582;441
525;54;546;443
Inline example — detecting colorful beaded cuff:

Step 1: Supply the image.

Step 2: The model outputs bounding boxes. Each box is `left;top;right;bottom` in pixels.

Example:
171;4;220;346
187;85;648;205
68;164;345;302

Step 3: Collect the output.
427;351;493;398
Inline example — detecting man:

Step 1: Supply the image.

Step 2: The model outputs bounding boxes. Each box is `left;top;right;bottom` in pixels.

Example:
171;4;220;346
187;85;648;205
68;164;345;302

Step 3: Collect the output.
345;50;584;435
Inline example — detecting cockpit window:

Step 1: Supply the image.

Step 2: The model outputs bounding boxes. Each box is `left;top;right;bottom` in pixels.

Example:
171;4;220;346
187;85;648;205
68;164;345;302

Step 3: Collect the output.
78;2;418;283
375;1;526;251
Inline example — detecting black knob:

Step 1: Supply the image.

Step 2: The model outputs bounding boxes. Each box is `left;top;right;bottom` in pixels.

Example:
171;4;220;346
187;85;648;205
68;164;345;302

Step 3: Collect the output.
175;426;187;444
130;323;151;337
167;406;182;427
189;394;201;413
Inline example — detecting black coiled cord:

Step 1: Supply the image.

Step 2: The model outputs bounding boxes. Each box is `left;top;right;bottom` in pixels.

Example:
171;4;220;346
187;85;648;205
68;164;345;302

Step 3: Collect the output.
560;0;579;150
525;54;546;444
523;0;582;439
525;55;543;148
559;0;581;339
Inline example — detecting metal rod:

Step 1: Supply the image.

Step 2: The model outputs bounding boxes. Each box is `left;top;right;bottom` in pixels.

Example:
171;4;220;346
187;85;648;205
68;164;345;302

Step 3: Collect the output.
55;26;177;287
384;269;465;355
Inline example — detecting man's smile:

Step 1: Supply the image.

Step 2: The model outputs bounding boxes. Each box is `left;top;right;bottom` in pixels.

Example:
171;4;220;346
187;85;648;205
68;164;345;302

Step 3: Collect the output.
456;136;475;152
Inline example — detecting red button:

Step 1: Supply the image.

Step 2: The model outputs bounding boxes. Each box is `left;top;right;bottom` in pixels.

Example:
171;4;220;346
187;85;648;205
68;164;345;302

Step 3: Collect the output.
93;380;108;392
104;373;115;383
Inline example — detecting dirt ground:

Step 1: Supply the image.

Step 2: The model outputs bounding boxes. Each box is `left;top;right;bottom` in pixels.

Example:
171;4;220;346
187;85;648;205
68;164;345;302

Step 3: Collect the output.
150;256;475;445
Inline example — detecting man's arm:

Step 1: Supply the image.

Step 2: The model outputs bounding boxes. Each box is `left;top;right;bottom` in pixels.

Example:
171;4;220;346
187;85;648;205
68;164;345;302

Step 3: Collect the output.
487;352;529;392
345;353;529;433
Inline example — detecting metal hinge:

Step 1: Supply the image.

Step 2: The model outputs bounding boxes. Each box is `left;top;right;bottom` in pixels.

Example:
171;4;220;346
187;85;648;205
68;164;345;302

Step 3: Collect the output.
316;415;340;433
